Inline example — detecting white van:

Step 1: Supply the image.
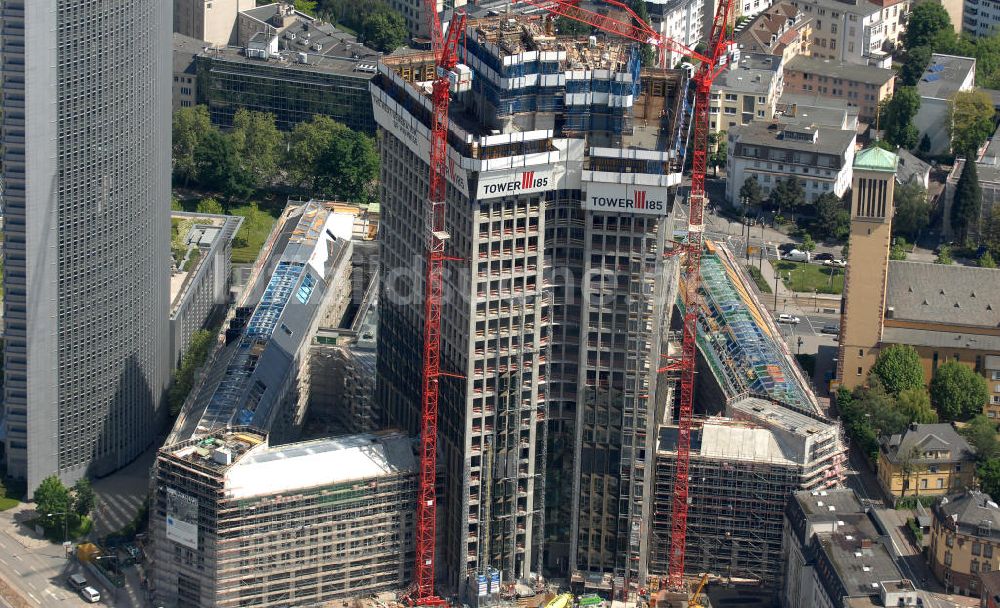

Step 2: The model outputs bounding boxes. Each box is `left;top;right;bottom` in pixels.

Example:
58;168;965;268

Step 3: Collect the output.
783;249;810;263
80;586;101;603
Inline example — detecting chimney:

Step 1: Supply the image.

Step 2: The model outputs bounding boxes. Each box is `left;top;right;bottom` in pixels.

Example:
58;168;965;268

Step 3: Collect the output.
861;538;872;549
909;422;919;432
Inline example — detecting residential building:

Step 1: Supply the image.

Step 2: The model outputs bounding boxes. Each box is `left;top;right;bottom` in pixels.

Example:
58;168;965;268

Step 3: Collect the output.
169;212;244;367
1;0;172;489
173;33;205;111
725;119;857;206
876;423;977;502
389;0;468;41
735;2;813;64
787;0;909;67
709;53;784;134
914;54;977;155
648;0;705;67
776;93;861;130
373;16;686;597
783;488;921;608
837;148;1000;419
651;398;846;585
929;491;1000;596
896;149;932;188
934;0;967;33
964;0;1000;37
150;427;417;607
982;569;1000;607
783;54;895;121
175;0;255;46
183;15;380;132
167;201;355;445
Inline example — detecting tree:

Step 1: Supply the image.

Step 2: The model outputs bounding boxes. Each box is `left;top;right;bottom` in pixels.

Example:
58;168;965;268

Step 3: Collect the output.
983;206;1000;256
231;110;284;189
360;9;408;53
901;45;933;87
196;197;224;215
172;106;213;186
870;344;925;396
72;478;96;518
555;16;590;36
890;238;909;260
194;130;252;200
769;176;805;213
740;176;764;208
893;182;930;239
935;244;955;264
980;459;1000;503
882;87;921;150
896;388;938;424
982;250;998;268
800;233;816;252
919;133;932;155
34;475;72;534
951;90;995;158
710;131;728;176
811;193;850;241
897;445;922;497
953;159;982;244
930;361;990;420
294;0;317;14
627;0;657;66
962;415;1000;461
315;128;379;202
903;1;953;50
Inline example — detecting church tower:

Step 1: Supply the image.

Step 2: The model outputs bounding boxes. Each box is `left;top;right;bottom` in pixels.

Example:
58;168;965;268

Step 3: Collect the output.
837;146;898;390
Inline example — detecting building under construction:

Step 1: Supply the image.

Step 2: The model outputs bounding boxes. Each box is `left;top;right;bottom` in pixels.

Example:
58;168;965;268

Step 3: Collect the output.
648;243;846;588
149;427;416;607
372;13;689;599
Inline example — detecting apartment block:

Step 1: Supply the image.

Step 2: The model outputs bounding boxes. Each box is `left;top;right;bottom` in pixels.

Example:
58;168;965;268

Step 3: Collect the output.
877;423;977;502
787;0;909;67
783;54;895;121
174;0;255;45
929;491;1000;596
725;120;857;206
914;54;976;155
150;428;416;607
735;2;813;64
964;0;1000;36
372;16;686;598
648;0;706;67
709;53;784;134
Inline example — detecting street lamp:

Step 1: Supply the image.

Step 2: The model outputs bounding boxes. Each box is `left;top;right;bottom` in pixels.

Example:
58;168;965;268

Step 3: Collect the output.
46;511;69;546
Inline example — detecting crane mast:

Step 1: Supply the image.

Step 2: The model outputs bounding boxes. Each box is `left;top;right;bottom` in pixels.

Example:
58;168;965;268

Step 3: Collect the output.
519;0;735;591
412;5;466;605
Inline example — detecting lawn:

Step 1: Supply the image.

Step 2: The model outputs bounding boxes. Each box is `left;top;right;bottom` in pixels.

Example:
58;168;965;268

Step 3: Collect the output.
744;265;772;293
229;204;277;264
770;260;844;294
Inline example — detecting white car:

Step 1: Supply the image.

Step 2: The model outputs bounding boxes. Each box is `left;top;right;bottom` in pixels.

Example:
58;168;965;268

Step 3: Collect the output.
777;313;801;324
833;259;847;267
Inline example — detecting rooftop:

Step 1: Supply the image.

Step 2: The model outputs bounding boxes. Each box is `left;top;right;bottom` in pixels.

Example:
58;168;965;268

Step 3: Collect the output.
170;212;243;314
917;54;976;100
713;53;782;95
794;488;866;521
736;2;810;54
786;55;894;86
935;491;1000;540
853;146;898;172
885;260;1000;328
895;149;930;185
730;120;857;156
790;0;883;17
881;423;975;466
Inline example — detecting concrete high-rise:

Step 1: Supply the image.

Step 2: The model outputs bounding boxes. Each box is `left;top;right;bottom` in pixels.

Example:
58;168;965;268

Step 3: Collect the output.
1;1;172;491
372;15;687;599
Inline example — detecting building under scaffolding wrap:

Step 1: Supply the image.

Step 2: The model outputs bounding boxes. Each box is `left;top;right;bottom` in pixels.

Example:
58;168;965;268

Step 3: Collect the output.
648;242;845;588
371;14;689;599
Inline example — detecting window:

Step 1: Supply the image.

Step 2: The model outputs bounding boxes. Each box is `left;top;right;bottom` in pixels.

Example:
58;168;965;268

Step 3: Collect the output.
920;478;928;489
947;534;954;548
858;349;864;357
972;559;980;573
974;542;983;556
937;478;944;489
945;550;953;566
830;40;836;50
831;24;838;33
857;367;863;376
992;371;1000;381
986;544;994;558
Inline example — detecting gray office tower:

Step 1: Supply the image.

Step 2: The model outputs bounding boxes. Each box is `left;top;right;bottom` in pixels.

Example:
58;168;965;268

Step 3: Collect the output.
0;1;172;490
372;15;687;599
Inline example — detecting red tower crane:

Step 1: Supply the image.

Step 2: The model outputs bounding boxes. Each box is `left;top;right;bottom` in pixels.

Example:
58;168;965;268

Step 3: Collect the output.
411;5;467;606
518;0;735;591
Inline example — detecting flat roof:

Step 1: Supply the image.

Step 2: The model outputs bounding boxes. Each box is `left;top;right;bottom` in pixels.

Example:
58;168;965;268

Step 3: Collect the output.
730;120;856;156
224;432;415;499
170;212;243;313
785;55;895;86
917;54;975;99
714;54;782;95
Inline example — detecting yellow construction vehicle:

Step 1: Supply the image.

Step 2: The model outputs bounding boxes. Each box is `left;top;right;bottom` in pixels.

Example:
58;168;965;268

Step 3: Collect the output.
690;574;709;606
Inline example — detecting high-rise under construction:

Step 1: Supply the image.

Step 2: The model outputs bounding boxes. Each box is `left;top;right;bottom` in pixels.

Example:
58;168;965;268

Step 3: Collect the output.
372;15;688;598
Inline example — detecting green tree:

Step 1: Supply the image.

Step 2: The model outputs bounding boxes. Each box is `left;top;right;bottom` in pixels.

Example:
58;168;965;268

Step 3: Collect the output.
710;131;728;176
953;159;982;244
316;129;379;201
627;0;657;66
935;243;955;264
34;475;71;534
890;238;909;260
919;133;932;155
294;0;318;14
801;233;816;252
769;176;805;213
172;106;213;186
196;197;224;215
194;130;252;200
980;459;1000;503
896;388;938;423
893;182;930;239
870;344;925;395
740;176;764;208
930;361;990;420
882;87;921;150
360;9;408;53
72;478;96;518
555;16;590;36
901;45;933;87
168;329;216;415
811;193;850;241
951;90;995;158
231;109;284;189
962;415;1000;461
903;1;953;50
983;206;1000;255
982;250;997;267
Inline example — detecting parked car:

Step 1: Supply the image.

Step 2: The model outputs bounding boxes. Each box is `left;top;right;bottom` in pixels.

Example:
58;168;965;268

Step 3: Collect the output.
821;323;840;334
778;242;797;254
80;586;101;603
814;252;835;262
67;574;88;591
783;249;810;263
777;313;801;324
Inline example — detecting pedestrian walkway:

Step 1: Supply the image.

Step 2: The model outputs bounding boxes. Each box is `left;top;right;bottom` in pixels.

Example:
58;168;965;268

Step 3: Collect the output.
91;446;157;539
